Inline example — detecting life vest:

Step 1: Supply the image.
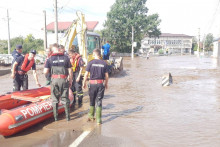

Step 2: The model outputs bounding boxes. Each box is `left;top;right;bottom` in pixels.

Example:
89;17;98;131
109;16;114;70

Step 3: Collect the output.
20;54;35;72
71;54;81;72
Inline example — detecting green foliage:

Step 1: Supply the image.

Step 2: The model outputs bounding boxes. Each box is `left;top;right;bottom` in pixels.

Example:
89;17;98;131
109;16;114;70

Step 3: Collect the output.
192;37;199;51
0;34;44;54
192;43;198;51
94;30;105;44
0;40;8;54
94;30;102;36
158;49;164;55
204;33;214;51
102;0;161;53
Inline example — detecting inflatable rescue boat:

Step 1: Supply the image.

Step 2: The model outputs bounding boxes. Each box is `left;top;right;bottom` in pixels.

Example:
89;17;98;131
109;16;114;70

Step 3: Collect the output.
0;87;51;110
0;87;73;136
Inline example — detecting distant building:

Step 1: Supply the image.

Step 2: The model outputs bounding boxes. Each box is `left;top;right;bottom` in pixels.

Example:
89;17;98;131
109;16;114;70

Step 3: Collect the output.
213;38;220;58
46;21;99;46
141;33;193;54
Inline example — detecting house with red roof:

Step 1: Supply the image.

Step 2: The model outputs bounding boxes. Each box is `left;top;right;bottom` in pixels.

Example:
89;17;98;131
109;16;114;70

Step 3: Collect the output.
46;21;99;46
46;21;99;32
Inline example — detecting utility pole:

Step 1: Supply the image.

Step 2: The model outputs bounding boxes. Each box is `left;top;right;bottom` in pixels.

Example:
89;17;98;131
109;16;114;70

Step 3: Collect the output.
43;10;47;50
7;9;11;54
181;37;183;55
203;34;205;56
54;0;58;44
131;26;134;60
197;28;200;57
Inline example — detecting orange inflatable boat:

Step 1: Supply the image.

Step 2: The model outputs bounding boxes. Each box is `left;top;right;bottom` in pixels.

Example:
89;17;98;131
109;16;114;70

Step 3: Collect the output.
0;87;73;136
0;87;51;110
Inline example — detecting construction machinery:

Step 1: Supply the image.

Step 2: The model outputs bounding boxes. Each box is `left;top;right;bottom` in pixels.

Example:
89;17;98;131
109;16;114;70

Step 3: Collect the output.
59;11;123;75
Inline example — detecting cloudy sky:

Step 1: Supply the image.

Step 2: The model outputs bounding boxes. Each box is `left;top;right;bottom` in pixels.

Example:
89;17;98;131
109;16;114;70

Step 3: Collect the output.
0;0;219;40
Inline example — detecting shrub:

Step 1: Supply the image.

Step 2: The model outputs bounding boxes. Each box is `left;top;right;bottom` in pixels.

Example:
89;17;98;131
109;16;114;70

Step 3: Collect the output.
158;49;164;55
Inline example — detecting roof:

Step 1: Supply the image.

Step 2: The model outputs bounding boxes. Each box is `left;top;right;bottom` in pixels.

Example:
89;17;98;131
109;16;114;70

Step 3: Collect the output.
159;33;193;38
86;21;99;31
46;21;99;31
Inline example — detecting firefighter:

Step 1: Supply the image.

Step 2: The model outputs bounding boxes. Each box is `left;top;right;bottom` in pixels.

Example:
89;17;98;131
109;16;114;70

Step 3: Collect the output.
68;49;85;105
11;50;41;91
44;43;73;121
11;45;23;67
83;49;109;125
44;47;52;85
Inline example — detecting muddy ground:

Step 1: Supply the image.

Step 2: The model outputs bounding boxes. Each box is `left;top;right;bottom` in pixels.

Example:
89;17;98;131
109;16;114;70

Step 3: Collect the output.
1;55;220;147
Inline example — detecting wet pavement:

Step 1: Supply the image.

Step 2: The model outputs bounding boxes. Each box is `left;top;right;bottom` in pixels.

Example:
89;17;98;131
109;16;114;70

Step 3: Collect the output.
1;55;220;146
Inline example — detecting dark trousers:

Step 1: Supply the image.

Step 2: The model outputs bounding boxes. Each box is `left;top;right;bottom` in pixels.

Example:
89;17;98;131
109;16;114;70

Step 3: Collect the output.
51;78;70;121
13;74;28;91
103;54;109;60
89;83;105;107
51;78;70;105
71;72;83;100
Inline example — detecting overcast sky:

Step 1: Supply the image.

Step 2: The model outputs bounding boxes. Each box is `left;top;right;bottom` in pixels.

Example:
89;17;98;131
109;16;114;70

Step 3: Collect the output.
0;0;219;40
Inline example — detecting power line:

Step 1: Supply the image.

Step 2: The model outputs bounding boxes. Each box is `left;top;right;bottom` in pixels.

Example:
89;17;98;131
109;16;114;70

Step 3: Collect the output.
59;0;72;11
58;5;78;14
0;6;54;17
10;20;42;32
0;6;42;16
204;0;220;34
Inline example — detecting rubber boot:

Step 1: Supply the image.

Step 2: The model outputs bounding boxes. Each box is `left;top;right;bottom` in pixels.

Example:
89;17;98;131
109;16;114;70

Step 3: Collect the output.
73;94;76;104
96;106;102;125
78;96;83;105
64;103;70;121
52;103;58;121
88;106;95;121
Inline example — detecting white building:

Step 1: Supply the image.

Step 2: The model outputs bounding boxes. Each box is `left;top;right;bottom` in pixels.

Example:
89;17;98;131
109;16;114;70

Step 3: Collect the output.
141;33;193;54
213;39;220;58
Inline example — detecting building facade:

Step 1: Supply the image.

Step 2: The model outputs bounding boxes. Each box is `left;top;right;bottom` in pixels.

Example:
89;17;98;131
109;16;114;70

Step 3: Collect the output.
213;39;220;58
45;21;99;46
141;33;193;54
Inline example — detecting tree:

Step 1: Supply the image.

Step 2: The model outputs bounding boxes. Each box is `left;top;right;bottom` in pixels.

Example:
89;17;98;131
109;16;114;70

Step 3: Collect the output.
10;36;24;52
204;33;214;51
192;37;198;51
95;30;105;44
103;0;161;53
1;34;44;54
0;40;8;54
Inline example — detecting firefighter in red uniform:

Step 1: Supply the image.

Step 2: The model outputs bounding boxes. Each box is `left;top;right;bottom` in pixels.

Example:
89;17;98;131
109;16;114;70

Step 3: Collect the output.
11;50;41;91
68;49;85;105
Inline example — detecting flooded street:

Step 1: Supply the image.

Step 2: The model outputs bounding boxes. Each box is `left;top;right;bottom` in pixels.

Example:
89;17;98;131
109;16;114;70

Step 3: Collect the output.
1;55;220;146
81;55;220;147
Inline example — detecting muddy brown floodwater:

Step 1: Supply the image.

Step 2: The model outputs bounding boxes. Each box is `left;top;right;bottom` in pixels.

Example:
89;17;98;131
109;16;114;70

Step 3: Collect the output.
1;55;220;147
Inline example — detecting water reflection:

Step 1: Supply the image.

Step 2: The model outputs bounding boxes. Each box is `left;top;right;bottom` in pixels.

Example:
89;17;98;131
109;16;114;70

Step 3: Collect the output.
35;130;79;147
